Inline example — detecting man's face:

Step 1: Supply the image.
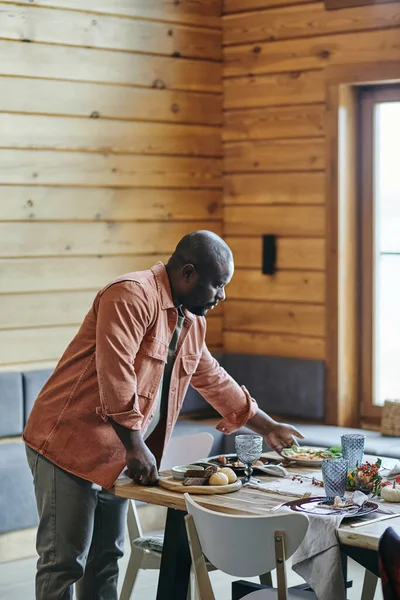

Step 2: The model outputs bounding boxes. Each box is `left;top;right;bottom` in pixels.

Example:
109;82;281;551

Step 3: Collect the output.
179;260;234;316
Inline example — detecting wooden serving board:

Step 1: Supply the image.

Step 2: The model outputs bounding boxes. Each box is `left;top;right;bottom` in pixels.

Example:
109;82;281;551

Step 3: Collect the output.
158;476;242;495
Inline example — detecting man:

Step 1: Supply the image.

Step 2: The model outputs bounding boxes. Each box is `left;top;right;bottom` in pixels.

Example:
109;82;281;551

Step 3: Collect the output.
24;230;302;600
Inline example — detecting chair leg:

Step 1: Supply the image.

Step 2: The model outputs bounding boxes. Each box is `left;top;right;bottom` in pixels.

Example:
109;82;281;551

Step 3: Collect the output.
360;569;378;600
259;572;273;587
187;569;195;600
119;546;143;600
187;580;192;600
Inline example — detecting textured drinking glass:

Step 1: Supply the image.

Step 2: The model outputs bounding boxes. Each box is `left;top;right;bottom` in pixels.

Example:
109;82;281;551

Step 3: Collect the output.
341;434;365;471
235;434;263;483
322;459;349;500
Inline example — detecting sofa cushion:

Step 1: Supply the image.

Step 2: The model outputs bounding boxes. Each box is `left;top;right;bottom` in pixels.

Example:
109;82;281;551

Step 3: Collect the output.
224;354;325;421
180;386;210;415
0;442;38;533
23;368;53;423
0;372;23;438
298;425;400;460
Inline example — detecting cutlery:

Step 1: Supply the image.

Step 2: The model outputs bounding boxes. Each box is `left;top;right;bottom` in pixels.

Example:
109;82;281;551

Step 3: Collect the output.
270;502;286;512
350;512;400;528
376;506;396;515
270;493;311;512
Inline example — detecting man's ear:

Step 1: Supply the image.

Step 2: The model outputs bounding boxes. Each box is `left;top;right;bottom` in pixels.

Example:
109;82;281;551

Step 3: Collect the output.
182;264;196;282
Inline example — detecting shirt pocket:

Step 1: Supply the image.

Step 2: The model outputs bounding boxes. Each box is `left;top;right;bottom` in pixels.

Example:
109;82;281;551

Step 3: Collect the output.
135;335;168;399
181;354;202;376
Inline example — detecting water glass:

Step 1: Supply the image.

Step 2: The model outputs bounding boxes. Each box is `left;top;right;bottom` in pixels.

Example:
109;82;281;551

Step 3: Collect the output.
341;434;365;471
322;458;349;500
235;434;263;483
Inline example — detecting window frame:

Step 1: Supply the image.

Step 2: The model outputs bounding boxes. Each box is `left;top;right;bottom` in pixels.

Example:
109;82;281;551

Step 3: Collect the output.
359;85;400;422
325;62;400;428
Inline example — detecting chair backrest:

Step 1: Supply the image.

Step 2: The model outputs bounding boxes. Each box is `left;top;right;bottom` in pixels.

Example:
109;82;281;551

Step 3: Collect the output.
184;494;309;578
160;432;214;471
379;526;400;600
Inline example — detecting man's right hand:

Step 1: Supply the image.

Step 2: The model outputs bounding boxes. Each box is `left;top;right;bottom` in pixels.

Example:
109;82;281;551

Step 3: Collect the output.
126;443;158;486
109;419;159;486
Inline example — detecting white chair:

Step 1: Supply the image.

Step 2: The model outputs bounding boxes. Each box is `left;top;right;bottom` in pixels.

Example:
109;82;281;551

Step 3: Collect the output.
184;493;316;600
119;432;215;600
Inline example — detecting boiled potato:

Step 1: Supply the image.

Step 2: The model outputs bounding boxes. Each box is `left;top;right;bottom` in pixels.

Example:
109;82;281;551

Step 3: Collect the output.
209;472;229;486
218;467;237;484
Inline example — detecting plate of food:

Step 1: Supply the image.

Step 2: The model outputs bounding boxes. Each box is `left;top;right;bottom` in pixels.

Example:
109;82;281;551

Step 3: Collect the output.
159;464;242;494
205;453;288;475
281;446;343;467
286;496;379;519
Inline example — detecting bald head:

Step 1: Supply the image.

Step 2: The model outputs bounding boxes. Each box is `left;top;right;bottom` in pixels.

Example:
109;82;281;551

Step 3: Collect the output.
169;230;233;275
166;230;234;316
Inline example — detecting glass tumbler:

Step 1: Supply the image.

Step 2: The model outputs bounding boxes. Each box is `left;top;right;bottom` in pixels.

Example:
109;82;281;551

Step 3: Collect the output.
322;458;349;500
341;434;365;472
235;434;263;483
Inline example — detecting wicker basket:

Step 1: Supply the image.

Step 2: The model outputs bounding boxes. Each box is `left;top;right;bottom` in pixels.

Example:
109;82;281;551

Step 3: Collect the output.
381;400;400;436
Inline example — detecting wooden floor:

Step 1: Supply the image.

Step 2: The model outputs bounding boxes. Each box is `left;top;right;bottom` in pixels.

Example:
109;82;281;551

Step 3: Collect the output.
0;532;383;600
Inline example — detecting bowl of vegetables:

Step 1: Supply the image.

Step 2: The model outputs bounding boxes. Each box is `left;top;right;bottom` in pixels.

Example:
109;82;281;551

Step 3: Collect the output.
347;459;383;496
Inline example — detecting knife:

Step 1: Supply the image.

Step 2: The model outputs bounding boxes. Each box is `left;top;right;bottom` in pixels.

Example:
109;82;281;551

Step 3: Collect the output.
350;512;400;528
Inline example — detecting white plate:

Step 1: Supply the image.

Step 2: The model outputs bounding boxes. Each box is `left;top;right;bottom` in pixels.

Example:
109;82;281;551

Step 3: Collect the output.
280;447;330;467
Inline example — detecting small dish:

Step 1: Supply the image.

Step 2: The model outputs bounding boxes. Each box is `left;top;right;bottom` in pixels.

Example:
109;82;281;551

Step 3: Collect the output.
285;496;379;519
171;464;204;480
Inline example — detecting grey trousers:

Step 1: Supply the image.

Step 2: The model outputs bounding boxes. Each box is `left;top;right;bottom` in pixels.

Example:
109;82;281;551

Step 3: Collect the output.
26;445;128;600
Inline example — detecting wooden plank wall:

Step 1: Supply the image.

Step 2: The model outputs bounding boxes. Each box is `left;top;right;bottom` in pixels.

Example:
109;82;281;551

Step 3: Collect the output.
0;0;223;371
222;0;400;361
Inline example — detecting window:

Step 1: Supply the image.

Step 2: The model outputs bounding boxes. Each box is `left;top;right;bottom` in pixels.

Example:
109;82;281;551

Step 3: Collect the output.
359;86;400;420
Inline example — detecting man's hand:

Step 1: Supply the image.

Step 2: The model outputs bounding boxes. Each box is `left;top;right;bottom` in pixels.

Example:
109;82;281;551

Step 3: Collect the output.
246;409;304;455
126;443;158;486
264;422;304;455
109;419;158;486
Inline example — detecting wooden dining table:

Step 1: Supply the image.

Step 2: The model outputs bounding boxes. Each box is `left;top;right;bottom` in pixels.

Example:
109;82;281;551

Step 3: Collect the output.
112;452;400;600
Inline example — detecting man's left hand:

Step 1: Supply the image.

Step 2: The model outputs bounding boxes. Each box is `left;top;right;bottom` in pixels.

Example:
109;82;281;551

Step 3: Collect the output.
264;422;304;454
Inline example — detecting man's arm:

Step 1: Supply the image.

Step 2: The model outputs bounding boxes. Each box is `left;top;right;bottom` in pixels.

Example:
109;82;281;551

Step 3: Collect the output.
246;409;303;454
96;282;158;485
109;422;157;485
190;343;303;453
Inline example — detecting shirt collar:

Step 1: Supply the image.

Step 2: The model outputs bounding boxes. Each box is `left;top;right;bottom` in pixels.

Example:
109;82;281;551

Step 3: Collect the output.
151;262;175;309
151;262;196;324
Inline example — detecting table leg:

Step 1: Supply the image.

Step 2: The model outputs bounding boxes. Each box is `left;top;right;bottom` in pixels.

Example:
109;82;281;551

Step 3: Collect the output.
341;546;379;577
361;569;379;600
340;550;354;590
156;507;191;600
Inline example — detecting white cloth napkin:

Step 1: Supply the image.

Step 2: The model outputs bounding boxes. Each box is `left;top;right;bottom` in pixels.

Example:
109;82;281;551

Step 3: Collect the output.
291;510;346;600
290;491;369;600
386;463;400;478
256;464;288;478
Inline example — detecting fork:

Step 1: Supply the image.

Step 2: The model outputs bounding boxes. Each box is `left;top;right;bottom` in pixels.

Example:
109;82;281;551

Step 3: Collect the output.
270;492;311;512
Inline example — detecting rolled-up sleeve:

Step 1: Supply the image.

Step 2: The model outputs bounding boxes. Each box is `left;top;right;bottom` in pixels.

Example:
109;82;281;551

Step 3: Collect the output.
190;344;258;434
96;282;150;430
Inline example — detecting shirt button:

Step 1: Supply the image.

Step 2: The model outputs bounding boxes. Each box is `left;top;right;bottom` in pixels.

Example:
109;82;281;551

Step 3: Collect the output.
221;427;226;432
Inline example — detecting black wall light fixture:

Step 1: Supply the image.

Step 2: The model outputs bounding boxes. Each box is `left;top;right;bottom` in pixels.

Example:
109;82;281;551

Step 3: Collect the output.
262;234;277;276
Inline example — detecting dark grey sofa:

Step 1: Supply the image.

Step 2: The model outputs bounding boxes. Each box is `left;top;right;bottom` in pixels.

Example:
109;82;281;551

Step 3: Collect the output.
1;353;399;534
